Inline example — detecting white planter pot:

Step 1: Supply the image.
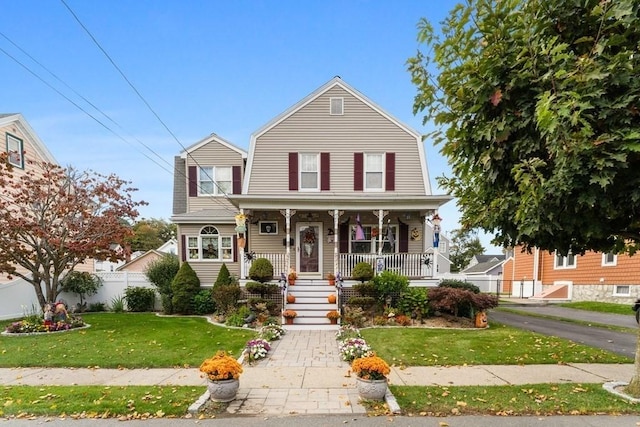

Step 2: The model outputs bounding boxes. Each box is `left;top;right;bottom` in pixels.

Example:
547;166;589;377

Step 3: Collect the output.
355;377;387;401
207;378;240;402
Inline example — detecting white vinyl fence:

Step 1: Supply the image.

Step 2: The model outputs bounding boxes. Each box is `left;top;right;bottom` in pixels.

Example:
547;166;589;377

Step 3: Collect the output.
0;272;159;320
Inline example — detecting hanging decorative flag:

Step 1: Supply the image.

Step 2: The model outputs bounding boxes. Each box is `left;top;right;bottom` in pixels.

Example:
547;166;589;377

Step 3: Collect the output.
355;214;365;241
386;221;395;248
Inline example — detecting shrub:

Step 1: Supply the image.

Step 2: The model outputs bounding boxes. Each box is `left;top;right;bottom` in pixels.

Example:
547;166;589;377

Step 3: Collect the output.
438;279;480;294
145;254;179;314
248;258;274;283
428;287;498;318
214;263;233;287
110;294;125;313
352;262;374;283
212;283;242;315
342;306;367;328
171;262;201;314
371;270;409;305
193;289;216;315
124;287;156;312
87;302;107;312
347;296;377;310
225;305;251;327
60;271;103;312
353;282;377;298
248;298;278;316
398;288;430;321
245;281;279;298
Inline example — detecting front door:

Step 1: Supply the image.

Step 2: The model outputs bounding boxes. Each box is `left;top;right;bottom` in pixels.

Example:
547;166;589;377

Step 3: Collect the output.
297;223;322;277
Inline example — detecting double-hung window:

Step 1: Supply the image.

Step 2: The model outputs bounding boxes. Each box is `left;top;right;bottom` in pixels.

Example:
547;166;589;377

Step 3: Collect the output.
198;166;232;196
6;134;24;168
554;252;576;269
365;153;384;190
602;252;617;266
187;226;233;261
351;224;397;254
300;153;319;190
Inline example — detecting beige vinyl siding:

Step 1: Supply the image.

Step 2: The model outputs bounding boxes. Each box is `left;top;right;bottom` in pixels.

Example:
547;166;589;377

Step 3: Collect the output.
179;224;239;285
248;86;426;195
186;143;244;212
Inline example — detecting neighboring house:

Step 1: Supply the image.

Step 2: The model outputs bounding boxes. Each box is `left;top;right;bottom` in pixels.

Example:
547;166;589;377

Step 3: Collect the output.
171;77;452;287
116;239;178;273
94;244;127;272
502;247;640;303
462;254;505;276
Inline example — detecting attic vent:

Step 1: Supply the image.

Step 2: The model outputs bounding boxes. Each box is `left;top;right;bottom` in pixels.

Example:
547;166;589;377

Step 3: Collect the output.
330;97;344;115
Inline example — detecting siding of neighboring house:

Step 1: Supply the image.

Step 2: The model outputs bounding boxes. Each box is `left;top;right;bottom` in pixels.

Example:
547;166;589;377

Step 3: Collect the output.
248;86;426;195
503;247;640;302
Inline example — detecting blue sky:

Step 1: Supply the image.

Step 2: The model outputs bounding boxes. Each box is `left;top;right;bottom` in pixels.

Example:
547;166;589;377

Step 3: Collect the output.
1;0;500;253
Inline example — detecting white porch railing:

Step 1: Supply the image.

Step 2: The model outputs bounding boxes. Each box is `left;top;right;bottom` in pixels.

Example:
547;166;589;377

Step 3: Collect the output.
244;253;288;278
244;252;434;279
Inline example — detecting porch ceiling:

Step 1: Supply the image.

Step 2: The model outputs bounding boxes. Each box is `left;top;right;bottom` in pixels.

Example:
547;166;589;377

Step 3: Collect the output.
229;194;453;211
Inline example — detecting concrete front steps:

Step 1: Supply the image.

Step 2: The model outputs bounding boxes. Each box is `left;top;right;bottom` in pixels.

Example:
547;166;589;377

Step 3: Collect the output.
284;280;340;331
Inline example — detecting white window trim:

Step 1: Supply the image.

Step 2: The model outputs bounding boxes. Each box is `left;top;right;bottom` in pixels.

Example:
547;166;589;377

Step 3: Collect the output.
554;251;577;269
602;252;617;267
613;285;631;297
364;153;385;192
350;224;398;254
6;134;24;169
197;166;232;196
187;226;233;261
329;97;344;115
299;153;320;191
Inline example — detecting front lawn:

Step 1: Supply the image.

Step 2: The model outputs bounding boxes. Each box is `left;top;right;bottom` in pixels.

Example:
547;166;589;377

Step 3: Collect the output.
391;383;640;416
361;323;631;366
559;301;633;315
0;313;255;368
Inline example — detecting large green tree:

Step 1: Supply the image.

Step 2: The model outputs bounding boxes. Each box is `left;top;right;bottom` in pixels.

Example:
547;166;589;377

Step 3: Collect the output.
408;0;640;395
449;229;485;272
408;0;640;256
129;218;176;252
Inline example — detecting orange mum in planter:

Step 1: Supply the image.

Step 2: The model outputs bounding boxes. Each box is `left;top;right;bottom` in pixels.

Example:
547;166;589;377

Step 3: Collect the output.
199;350;243;381
351;355;390;381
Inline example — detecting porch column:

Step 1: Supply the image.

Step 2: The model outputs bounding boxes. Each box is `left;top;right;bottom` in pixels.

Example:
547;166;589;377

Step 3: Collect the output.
281;209;296;276
329;209;343;275
373;210;388;255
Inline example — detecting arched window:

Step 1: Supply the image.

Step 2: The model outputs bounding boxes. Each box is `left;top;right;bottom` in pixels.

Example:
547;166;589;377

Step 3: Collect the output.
187;226;233;261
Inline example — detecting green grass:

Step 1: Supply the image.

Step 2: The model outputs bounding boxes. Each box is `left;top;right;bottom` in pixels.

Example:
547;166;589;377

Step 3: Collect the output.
361;323;631;366
391;383;640;416
559;301;633;315
0;313;255;368
0;385;204;418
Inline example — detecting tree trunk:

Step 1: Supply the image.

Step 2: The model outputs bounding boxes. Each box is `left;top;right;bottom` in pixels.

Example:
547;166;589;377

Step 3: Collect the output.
626;327;640;396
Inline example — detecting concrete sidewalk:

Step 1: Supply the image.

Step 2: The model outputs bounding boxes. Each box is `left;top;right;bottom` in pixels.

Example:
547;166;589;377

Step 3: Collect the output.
0;327;634;416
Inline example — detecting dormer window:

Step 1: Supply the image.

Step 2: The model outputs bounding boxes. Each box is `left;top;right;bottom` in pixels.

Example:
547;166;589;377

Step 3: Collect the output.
6;134;23;169
330;97;344;115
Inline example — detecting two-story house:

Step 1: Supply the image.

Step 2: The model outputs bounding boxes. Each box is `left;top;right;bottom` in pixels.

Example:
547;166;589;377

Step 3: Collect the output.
171;78;452;288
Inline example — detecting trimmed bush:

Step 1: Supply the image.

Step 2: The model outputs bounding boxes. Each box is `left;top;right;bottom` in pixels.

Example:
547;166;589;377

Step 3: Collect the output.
212;283;242;315
214;263;233;287
353;282;377;298
428;287;498;318
60;271;102;312
145;254;179;314
124;286;156;312
171;262;201;314
371;270;409;305
352;262;374;283
347;296;377;310
193;289;216;315
249;258;274;283
245;281;280;298
438;279;480;294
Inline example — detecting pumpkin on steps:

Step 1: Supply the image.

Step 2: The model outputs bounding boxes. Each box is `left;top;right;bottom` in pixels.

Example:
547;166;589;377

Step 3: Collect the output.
287;294;296;304
327;294;337;304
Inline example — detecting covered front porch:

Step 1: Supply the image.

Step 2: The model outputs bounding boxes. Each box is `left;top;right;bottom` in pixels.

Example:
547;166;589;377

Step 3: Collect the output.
230;193;451;281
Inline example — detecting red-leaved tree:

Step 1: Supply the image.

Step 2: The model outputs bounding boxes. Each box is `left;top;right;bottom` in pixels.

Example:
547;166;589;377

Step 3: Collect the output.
0;153;145;308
